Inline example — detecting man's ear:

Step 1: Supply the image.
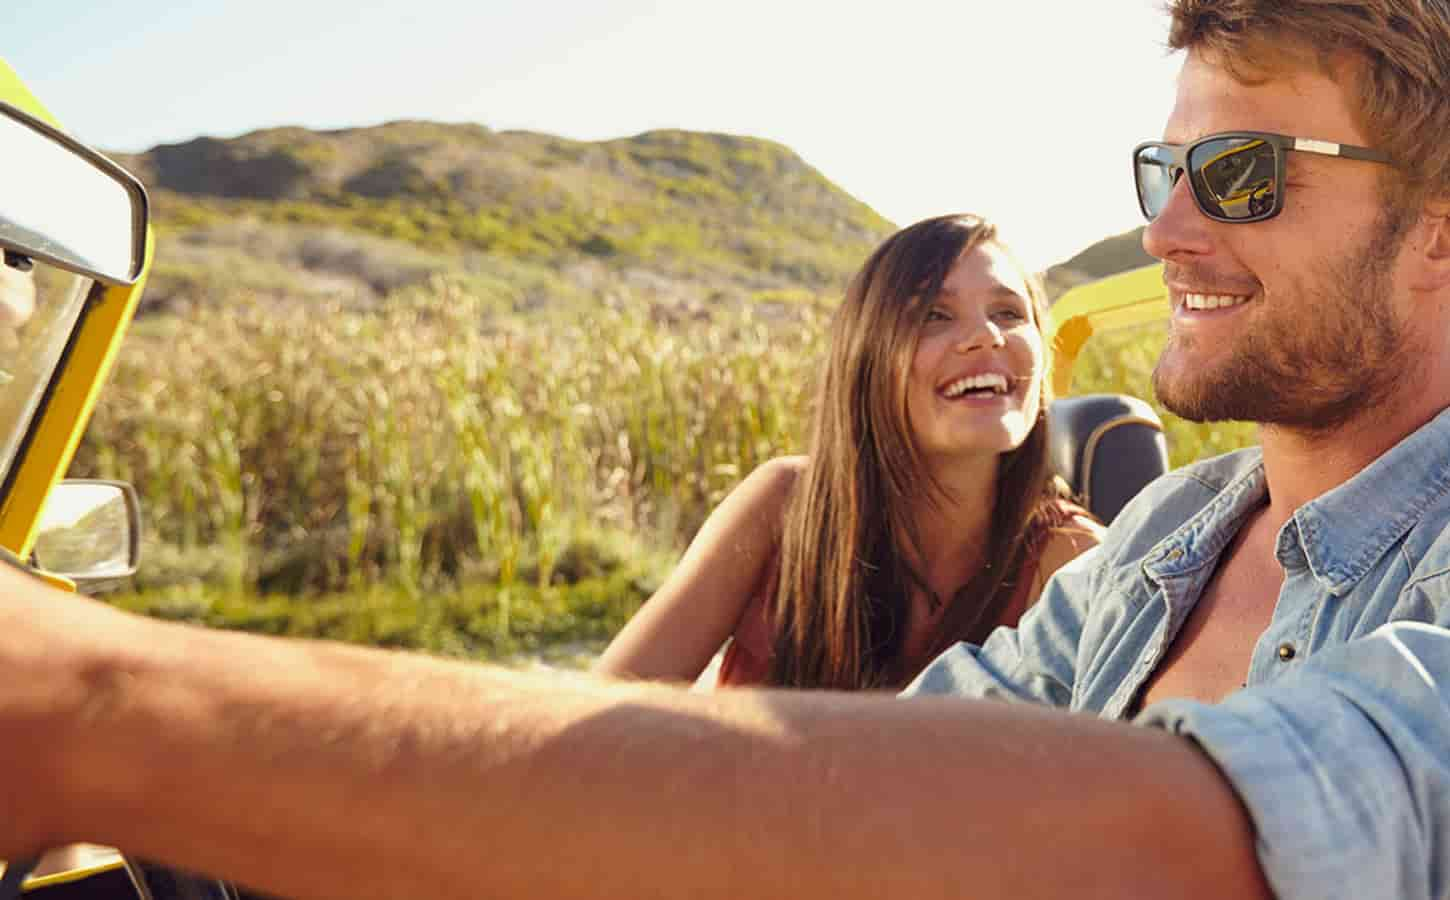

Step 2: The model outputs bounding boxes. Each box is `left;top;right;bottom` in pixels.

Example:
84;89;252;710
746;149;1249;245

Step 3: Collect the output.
1411;197;1450;293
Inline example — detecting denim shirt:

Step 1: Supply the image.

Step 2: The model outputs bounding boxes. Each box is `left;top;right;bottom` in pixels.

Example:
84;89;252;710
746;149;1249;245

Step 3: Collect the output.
903;405;1450;900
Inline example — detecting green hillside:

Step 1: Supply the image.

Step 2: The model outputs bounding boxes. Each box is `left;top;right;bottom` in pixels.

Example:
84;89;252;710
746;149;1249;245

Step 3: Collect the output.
1043;226;1154;299
112;123;896;315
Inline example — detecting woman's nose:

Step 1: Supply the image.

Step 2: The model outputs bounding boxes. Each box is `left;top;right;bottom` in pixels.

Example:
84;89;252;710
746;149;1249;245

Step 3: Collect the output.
953;317;1005;353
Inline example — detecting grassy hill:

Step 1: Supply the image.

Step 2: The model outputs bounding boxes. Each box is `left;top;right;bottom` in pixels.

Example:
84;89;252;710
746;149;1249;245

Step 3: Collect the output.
1043;226;1154;299
111;123;897;316
111;119;1158;314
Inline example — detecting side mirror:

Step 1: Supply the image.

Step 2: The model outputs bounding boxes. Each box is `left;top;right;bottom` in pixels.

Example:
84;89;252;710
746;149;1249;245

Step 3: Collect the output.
32;479;140;589
0;100;148;285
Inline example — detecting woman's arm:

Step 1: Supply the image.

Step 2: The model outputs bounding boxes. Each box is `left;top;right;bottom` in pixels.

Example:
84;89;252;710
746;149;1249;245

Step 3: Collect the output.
593;456;805;682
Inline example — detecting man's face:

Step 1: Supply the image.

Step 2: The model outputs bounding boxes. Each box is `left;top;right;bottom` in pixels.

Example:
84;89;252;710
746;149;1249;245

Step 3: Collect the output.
1143;51;1419;430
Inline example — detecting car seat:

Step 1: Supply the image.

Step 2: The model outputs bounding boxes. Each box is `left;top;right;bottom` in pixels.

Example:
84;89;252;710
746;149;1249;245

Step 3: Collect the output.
1048;394;1169;525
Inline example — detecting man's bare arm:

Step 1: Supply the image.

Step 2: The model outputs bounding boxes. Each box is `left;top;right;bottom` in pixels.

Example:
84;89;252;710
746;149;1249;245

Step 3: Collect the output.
4;571;1269;900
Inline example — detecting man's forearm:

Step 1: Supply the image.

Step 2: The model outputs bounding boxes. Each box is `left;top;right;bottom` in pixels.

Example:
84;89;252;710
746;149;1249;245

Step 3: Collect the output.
27;599;1270;900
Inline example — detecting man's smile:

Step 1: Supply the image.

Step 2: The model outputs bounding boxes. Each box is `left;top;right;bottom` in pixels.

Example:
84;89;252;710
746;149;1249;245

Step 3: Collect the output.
1182;292;1253;311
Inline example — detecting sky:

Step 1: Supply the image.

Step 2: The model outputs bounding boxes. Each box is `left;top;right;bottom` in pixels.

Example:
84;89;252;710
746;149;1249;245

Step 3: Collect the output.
9;1;1185;270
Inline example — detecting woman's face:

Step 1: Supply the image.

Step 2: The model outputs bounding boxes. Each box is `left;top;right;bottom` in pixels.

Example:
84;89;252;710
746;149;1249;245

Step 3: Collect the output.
905;242;1044;463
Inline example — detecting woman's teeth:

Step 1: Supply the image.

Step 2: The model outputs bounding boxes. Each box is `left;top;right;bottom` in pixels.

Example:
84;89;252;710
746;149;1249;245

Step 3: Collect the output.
942;373;1008;398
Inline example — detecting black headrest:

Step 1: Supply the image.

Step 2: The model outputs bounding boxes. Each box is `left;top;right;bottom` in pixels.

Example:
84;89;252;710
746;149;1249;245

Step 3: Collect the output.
1048;394;1169;525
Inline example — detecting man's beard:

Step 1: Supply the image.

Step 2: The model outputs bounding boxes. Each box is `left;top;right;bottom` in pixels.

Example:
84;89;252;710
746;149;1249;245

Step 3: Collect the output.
1152;207;1418;431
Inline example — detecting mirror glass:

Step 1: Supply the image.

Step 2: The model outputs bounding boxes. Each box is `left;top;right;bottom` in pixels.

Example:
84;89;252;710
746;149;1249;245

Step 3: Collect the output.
0;104;142;284
32;479;138;580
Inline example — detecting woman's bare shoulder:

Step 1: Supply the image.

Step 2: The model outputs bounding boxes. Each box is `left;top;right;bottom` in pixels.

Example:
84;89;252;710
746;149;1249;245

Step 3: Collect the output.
753;454;809;480
687;456;809;546
593;456;808;681
1036;515;1104;577
739;455;808;505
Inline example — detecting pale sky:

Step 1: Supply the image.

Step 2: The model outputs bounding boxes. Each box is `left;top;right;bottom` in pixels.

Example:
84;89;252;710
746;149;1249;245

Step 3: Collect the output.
9;1;1184;269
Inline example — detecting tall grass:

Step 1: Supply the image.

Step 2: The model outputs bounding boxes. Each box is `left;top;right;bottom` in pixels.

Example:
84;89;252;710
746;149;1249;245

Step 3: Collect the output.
74;277;828;654
72;277;1254;657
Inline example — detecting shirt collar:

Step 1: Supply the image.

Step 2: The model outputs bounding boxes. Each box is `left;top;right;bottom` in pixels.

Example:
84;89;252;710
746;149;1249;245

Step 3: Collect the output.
1143;454;1267;580
1291;406;1450;595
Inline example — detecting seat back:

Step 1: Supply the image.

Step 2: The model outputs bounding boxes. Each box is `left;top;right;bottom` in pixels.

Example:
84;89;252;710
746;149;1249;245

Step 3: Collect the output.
1048;394;1169;525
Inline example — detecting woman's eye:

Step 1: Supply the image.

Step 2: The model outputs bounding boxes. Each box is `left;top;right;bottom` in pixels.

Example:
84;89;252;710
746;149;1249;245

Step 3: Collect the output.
925;307;951;322
993;307;1028;323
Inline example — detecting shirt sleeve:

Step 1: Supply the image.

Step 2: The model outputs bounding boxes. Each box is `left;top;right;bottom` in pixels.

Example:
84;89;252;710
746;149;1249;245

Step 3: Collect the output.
900;543;1103;706
1138;620;1450;900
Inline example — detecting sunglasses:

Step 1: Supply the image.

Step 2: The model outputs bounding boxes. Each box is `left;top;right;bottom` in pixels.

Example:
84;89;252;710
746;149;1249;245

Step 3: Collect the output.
1133;131;1393;224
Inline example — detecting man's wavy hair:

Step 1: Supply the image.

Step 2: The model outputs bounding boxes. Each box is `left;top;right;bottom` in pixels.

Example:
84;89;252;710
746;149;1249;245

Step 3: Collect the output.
1166;0;1450;207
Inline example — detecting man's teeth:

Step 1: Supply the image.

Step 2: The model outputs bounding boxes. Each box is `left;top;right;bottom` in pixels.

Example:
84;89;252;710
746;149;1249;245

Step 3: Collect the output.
943;373;1009;398
1183;292;1252;310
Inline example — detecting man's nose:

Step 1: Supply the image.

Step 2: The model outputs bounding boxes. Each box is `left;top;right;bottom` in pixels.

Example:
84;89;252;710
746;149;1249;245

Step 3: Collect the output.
1142;173;1214;262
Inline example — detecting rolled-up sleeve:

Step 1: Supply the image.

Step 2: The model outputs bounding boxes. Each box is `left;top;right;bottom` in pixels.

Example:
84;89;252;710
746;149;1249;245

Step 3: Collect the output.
1139;621;1450;900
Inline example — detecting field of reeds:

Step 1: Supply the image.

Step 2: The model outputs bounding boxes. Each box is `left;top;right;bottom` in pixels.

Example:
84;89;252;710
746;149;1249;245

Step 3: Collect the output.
72;274;1256;663
74;273;827;660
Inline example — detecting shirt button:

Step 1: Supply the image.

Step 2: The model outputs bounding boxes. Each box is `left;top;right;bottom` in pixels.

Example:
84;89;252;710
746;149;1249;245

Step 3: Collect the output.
1277;643;1297;661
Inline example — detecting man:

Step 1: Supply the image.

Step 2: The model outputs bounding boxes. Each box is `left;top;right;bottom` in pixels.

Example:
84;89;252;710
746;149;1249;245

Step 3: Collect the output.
2;2;1448;898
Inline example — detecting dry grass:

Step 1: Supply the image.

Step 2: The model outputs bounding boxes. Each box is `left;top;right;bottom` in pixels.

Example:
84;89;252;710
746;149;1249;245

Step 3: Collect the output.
73;277;1253;655
75;277;826;650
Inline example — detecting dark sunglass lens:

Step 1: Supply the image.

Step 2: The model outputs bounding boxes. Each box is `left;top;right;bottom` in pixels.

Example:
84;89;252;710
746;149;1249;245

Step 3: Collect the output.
1188;137;1277;221
1134;145;1176;221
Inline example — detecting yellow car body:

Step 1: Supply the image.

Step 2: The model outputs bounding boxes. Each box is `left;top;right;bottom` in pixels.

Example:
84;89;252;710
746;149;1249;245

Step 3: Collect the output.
1047;262;1167;397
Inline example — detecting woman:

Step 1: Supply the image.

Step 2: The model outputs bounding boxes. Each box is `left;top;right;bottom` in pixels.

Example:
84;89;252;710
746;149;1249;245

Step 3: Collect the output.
595;214;1102;690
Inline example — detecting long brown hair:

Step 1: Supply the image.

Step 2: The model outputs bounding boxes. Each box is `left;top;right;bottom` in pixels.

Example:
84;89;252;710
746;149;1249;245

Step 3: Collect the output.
767;214;1058;690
